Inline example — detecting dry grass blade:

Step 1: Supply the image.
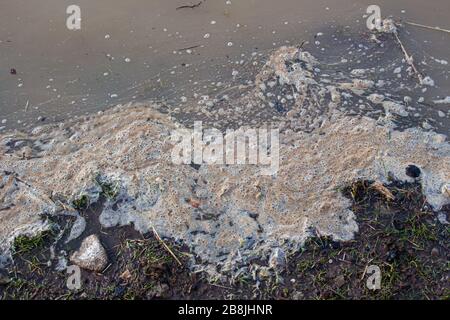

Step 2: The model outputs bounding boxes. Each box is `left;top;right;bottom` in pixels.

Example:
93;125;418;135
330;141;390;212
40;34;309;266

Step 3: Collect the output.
392;30;424;84
371;181;395;201
152;226;182;266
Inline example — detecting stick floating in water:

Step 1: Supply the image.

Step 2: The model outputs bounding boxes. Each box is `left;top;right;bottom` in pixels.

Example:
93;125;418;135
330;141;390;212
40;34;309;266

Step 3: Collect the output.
405;21;450;34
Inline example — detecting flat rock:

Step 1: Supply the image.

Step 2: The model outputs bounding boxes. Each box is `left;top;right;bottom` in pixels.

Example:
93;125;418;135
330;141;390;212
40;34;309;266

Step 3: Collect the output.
70;235;108;272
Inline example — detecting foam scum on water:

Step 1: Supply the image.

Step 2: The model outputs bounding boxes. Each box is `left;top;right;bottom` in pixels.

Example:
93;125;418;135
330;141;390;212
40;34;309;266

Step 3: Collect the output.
0;42;449;281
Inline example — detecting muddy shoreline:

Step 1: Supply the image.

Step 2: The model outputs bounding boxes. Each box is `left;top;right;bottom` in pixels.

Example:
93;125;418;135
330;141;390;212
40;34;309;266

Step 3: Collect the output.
1;180;448;299
0;18;449;300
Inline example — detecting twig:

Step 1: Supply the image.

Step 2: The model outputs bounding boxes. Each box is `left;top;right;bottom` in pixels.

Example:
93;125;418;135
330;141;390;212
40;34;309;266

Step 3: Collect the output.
392;29;424;84
176;1;203;10
404;21;450;34
102;263;112;273
208;282;233;290
152;226;182;266
58;201;76;212
296;40;307;51
360;259;374;281
177;45;201;51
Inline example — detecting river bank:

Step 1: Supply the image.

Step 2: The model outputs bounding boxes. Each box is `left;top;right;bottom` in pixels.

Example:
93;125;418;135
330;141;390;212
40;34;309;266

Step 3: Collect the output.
0;8;449;299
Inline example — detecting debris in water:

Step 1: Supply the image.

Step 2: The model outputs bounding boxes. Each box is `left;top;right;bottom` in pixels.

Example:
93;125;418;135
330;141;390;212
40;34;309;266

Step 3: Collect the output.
404;21;450;34
433;97;450;105
176;1;203;10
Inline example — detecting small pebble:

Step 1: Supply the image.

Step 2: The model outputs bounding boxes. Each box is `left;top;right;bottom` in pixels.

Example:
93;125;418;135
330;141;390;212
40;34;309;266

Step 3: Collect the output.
431;247;439;257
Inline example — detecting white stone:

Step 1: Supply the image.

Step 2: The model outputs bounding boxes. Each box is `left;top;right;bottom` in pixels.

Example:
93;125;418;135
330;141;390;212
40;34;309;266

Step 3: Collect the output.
70;235;108;272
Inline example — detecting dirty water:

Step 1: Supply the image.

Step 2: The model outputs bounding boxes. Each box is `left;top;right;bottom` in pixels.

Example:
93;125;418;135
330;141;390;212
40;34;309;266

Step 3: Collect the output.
0;0;449;132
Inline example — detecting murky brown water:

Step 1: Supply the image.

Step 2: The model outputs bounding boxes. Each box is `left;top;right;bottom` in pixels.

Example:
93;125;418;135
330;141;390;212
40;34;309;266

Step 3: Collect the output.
1;0;449;131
